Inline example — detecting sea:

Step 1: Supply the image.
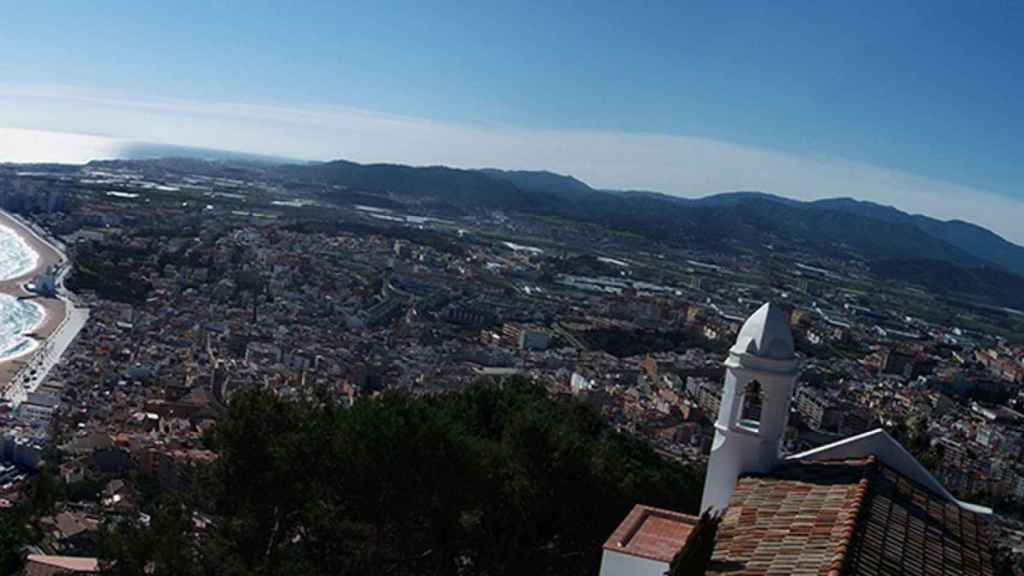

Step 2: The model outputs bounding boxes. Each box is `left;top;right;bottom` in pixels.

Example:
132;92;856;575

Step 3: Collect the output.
0;127;291;164
0;223;44;360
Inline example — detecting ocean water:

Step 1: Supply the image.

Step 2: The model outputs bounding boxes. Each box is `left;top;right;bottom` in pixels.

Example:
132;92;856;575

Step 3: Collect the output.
0;295;43;359
0;127;289;165
0;225;38;281
0;224;45;361
0;128;123;164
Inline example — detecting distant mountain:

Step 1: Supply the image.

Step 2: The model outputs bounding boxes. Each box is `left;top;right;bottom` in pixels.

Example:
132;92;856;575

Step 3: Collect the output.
808;197;909;219
870;258;1024;311
511;183;985;266
484;174;1024;274
117;142;294;164
915;219;1024;277
477;168;594;202
278;160;556;212
808;197;1024;276
619;190;806;208
274;159;1008;270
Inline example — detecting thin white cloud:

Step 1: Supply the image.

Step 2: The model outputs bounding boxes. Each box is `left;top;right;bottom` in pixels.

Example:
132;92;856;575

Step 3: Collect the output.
1;86;1022;244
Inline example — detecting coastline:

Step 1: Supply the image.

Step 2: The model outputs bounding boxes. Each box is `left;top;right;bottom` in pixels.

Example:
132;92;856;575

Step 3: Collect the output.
0;211;69;392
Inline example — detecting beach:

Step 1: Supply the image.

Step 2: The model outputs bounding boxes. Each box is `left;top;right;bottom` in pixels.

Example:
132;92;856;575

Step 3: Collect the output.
0;211;69;389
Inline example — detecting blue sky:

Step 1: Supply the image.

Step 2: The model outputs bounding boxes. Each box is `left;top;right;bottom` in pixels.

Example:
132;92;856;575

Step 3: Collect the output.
1;1;1023;239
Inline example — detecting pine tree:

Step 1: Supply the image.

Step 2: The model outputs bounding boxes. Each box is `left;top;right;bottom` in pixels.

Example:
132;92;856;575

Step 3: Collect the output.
30;465;57;517
666;510;723;576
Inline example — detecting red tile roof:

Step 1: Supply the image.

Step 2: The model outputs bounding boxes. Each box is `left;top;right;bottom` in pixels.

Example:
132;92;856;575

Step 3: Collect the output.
709;458;871;576
603;504;700;563
709;457;994;576
24;555;100;576
842;464;992;576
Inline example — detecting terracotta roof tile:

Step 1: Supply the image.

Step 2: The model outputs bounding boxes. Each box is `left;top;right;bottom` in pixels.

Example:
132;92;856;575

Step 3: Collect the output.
708;457;994;576
24;555;100;575
843;464;993;576
603;504;699;563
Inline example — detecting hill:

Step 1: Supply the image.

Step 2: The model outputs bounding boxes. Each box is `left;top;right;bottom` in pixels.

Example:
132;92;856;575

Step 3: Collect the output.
474;170;1024;274
478;168;594;202
810;198;1024;276
276;161;990;266
277;160;556;212
98;379;702;576
870;258;1024;311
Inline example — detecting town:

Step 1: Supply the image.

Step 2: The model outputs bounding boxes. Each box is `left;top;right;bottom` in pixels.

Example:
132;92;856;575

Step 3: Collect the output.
0;159;1022;569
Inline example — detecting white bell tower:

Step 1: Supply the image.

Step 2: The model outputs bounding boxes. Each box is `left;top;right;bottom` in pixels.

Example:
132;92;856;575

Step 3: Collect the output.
700;302;800;513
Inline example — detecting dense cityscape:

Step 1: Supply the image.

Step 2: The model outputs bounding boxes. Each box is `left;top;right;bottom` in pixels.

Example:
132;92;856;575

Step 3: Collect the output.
0;159;1021;573
5;2;1024;574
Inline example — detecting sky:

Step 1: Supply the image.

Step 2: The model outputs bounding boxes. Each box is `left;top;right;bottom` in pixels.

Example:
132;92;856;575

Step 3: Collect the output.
1;1;1023;241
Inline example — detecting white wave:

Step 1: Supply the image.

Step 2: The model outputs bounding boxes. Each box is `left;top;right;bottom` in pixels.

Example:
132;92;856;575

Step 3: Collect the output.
0;295;43;361
0;225;38;281
0;221;46;362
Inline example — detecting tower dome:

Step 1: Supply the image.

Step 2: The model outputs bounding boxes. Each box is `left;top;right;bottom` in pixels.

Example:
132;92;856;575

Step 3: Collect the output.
731;302;794;360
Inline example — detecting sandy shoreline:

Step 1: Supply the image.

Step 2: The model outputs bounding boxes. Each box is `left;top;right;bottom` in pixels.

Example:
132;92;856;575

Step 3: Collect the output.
0;211;67;386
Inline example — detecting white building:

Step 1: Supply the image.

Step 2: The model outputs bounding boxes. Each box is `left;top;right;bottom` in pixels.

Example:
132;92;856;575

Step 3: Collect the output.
599;302;995;576
598;505;698;576
30;264;60;297
570;372;596;395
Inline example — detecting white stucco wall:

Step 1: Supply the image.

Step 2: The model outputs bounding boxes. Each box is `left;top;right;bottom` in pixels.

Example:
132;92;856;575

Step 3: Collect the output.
598;550;669;576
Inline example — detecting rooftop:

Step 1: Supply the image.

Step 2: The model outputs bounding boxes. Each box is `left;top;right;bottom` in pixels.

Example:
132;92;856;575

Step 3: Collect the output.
603;504;699;563
24;555;100;575
709;457;994;576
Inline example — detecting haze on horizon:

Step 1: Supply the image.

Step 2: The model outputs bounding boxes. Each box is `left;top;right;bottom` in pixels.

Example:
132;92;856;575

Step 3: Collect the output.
1;1;1023;243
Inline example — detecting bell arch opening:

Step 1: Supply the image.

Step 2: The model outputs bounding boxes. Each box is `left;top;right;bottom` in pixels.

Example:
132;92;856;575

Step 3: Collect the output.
738;379;763;431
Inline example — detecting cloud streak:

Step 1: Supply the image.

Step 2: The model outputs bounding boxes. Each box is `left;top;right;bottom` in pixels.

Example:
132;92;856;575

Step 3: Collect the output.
2;86;1022;244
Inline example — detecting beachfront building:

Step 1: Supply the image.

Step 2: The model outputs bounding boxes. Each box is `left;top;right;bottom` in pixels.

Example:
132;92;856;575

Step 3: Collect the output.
30;264;60;297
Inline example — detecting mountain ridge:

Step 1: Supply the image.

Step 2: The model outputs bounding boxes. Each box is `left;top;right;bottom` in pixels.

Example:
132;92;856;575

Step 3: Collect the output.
273;160;994;274
31;155;1024;304
469;167;1024;274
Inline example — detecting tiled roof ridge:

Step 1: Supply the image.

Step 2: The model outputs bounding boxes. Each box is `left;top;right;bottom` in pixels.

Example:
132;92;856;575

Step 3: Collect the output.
739;455;878;480
827;455;877;576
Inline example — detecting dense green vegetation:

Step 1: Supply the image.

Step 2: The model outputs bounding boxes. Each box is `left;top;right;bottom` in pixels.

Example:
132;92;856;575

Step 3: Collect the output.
99;379;702;575
67;246;153;304
0;510;29;575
